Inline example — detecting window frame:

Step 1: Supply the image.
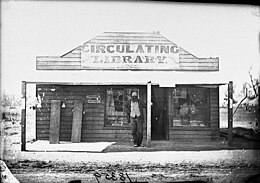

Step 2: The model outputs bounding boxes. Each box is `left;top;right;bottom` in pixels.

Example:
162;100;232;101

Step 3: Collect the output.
170;85;210;128
104;86;140;128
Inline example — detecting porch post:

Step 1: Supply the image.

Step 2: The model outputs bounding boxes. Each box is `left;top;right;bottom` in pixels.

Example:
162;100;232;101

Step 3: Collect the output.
228;81;233;146
146;81;152;147
21;81;27;151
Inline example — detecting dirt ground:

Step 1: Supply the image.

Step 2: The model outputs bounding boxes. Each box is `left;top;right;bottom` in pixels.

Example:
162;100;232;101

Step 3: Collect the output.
1;115;260;183
4;159;260;183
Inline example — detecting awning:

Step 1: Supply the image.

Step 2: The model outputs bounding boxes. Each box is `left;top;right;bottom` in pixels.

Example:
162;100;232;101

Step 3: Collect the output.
24;70;228;86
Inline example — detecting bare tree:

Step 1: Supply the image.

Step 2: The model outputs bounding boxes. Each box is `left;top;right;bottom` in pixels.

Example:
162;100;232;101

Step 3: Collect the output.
233;68;259;133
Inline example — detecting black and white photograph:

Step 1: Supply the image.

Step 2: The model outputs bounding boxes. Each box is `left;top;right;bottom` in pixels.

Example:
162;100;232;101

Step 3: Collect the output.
0;1;260;183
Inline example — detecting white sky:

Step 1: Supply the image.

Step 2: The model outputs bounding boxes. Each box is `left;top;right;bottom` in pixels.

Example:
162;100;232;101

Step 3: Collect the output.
1;1;260;97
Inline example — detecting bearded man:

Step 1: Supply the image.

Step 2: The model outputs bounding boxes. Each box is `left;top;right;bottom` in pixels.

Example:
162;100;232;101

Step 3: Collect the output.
123;91;146;147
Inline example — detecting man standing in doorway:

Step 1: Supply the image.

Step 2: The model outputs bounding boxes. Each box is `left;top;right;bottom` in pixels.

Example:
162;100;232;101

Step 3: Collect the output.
123;91;146;147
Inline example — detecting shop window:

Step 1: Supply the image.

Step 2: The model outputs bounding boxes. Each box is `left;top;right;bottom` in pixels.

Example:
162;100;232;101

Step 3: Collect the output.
105;87;139;126
171;87;209;127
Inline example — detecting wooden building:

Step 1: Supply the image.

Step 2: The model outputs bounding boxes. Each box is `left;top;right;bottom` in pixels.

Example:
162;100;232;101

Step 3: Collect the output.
25;32;225;144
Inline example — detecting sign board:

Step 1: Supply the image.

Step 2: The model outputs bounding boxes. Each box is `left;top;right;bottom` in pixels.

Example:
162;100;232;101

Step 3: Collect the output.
81;44;179;70
86;94;101;103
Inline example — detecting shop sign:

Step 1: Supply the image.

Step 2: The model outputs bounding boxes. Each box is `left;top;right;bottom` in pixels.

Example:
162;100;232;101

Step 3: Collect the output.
81;44;179;70
86;94;101;103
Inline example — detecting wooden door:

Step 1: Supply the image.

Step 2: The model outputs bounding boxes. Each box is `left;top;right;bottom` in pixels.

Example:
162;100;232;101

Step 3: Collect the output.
151;86;167;140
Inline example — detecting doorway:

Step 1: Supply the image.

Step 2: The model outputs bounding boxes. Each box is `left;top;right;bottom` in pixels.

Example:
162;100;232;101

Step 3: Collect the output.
151;85;168;140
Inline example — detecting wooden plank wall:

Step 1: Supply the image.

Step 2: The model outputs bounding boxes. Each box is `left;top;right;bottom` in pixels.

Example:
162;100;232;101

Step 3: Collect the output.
36;32;219;71
169;87;219;140
209;87;220;137
36;47;219;71
36;85;147;142
178;49;219;71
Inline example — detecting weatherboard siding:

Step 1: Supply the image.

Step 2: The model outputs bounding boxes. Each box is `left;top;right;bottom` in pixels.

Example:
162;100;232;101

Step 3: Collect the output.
36;50;219;71
36;32;219;71
36;84;219;142
34;32;220;142
36;85;147;142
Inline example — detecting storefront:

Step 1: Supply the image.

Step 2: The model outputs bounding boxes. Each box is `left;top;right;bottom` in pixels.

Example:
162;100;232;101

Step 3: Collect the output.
24;32;224;144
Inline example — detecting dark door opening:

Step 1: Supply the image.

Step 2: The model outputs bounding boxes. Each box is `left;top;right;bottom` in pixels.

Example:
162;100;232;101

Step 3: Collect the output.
151;86;168;140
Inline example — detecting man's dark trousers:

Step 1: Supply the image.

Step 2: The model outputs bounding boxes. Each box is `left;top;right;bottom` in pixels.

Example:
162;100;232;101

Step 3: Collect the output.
130;116;143;146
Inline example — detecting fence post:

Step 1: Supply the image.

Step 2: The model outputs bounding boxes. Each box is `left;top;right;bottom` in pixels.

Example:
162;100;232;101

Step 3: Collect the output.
228;81;233;146
21;81;27;151
146;81;152;147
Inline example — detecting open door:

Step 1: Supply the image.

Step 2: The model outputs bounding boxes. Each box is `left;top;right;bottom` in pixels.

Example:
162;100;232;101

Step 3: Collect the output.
151;86;168;140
